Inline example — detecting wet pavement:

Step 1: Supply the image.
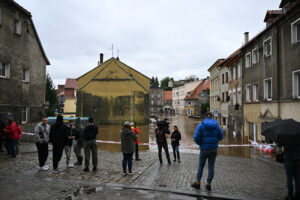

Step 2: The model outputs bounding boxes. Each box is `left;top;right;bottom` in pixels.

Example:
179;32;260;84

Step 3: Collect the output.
0;115;286;200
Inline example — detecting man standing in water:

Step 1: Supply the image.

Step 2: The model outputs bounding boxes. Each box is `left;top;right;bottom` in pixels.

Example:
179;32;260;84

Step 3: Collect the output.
155;119;171;165
191;112;223;191
83;117;98;172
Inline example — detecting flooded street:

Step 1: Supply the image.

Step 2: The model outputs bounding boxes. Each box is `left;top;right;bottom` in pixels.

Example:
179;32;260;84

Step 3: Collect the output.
97;115;272;158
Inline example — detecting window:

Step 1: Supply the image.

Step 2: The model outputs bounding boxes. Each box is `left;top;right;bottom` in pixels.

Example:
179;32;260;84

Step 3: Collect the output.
246;85;251;102
0;63;10;78
293;70;300;99
226;91;229;102
14;19;22;35
263;38;272;57
291;18;300;43
253;84;258;101
233;66;236;80
252;48;259;64
264;78;272;101
21;107;27;123
151;100;154;105
233;89;236;105
245;53;251;68
222;92;224;102
22;69;30;82
237;87;242;105
237;63;241;78
222;74;224;84
225;72;228;83
0;9;2;26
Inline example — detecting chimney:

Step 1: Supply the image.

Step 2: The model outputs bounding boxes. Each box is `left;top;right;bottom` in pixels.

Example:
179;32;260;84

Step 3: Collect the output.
244;32;249;44
100;53;104;64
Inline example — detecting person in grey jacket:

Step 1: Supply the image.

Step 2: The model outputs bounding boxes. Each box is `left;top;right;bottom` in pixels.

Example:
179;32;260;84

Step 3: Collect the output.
34;116;50;171
120;121;137;174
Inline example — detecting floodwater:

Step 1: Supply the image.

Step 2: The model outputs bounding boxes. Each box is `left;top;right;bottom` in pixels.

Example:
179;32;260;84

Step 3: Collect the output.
96;115;270;158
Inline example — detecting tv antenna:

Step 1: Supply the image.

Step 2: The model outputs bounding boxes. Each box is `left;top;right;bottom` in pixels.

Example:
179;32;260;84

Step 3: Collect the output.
109;44;114;57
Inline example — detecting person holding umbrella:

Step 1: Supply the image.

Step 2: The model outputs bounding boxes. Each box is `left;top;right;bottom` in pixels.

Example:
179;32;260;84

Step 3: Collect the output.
262;119;300;200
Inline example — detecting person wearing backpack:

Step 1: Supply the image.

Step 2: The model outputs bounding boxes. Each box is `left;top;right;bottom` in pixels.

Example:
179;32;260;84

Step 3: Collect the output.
34;117;50;171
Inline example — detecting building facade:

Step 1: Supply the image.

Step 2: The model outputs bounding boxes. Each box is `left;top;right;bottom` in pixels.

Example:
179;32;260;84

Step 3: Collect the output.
219;64;230;127
242;0;300;142
0;0;50;123
208;59;224;123
58;78;78;117
150;87;164;116
76;57;150;125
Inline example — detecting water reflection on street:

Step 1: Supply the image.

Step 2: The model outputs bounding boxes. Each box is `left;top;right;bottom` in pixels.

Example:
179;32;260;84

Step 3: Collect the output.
97;115;269;158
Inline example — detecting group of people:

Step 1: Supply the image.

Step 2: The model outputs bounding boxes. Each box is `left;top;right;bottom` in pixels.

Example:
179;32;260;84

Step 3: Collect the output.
0;118;22;158
34;115;98;172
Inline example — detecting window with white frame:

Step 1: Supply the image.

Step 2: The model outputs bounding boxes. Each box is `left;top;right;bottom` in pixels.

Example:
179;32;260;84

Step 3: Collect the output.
237;87;242;105
233;89;236;105
0;9;2;26
22;69;30;82
293;70;300;99
233;66;236;80
237;63;241;78
291;18;300;44
264;78;272;100
263;38;272;57
252;48;259;64
253;84;258;101
14;19;22;35
246;85;251;102
0;63;10;78
246;53;251;68
21;107;27;123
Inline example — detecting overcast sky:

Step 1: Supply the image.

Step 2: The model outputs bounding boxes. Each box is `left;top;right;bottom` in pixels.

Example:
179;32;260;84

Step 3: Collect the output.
17;0;281;87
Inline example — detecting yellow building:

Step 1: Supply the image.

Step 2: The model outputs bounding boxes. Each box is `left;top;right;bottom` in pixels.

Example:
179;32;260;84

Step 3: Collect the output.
76;57;150;124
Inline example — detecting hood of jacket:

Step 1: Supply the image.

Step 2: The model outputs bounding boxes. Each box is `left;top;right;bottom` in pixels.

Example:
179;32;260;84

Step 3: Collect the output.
121;128;132;139
202;118;219;131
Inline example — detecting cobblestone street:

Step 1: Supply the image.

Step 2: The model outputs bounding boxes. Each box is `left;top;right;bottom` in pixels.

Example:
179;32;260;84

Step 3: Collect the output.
0;142;286;200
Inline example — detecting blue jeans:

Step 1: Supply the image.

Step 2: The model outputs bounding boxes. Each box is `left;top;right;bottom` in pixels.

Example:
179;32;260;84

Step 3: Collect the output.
284;159;300;196
197;150;217;183
122;153;133;172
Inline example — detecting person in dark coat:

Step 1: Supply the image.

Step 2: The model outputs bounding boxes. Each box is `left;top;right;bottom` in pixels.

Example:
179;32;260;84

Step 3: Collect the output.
191;112;223;191
171;125;181;163
49;115;68;172
74;118;84;166
120;121;137;174
278;143;300;200
83;117;98;172
155;120;171;165
64;119;78;168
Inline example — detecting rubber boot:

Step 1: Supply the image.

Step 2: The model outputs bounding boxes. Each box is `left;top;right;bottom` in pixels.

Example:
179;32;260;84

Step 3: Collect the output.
75;157;83;166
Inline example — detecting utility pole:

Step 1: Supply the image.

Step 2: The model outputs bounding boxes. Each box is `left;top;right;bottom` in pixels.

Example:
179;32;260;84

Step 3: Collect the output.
130;74;133;122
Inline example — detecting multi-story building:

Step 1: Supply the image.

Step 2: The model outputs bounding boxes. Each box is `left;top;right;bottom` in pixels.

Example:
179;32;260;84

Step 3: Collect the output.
172;80;201;115
222;48;243;136
242;0;300;142
58;79;78;117
219;63;230;127
163;90;172;109
150;87;164;116
208;59;224;123
0;0;50;123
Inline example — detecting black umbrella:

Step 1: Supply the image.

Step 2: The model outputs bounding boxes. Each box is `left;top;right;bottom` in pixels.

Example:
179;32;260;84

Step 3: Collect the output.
261;119;300;145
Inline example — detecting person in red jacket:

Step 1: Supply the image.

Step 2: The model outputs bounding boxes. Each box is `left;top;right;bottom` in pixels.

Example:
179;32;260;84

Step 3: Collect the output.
130;122;141;161
15;121;22;155
4;118;18;158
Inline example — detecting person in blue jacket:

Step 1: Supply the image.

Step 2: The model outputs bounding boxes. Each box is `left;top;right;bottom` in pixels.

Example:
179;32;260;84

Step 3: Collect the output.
191;112;223;191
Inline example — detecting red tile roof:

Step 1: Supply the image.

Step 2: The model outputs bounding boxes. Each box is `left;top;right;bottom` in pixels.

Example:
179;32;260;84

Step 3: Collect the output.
185;79;210;100
164;91;172;101
65;78;78;89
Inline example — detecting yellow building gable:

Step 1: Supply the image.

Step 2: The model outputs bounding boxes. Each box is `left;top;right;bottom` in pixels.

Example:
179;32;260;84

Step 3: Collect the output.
76;58;150;125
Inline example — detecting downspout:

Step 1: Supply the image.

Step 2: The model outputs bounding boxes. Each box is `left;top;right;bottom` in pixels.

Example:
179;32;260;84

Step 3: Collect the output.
276;25;281;119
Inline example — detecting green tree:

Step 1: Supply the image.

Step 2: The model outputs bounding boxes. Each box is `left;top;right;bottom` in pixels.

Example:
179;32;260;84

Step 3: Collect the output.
160;77;173;90
150;76;155;87
184;75;197;83
45;73;58;116
200;103;210;114
154;77;159;88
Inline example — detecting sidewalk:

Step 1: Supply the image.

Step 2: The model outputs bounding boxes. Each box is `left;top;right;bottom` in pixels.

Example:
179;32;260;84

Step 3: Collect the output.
0;142;286;200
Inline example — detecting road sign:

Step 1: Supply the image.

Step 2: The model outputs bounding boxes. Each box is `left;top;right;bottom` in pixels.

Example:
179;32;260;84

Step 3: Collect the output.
54;108;58;115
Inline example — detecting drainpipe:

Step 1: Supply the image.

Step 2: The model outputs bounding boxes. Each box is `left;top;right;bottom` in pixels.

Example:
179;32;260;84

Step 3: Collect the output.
276;26;281;119
130;74;133;122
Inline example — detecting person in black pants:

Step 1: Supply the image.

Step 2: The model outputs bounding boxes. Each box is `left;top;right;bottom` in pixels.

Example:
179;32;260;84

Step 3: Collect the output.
49;115;68;172
155;119;171;165
34;117;51;171
171;125;181;163
83;117;98;172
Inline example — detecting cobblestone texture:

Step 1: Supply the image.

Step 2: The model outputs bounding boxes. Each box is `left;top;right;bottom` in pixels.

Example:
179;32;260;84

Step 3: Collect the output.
0;143;287;200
